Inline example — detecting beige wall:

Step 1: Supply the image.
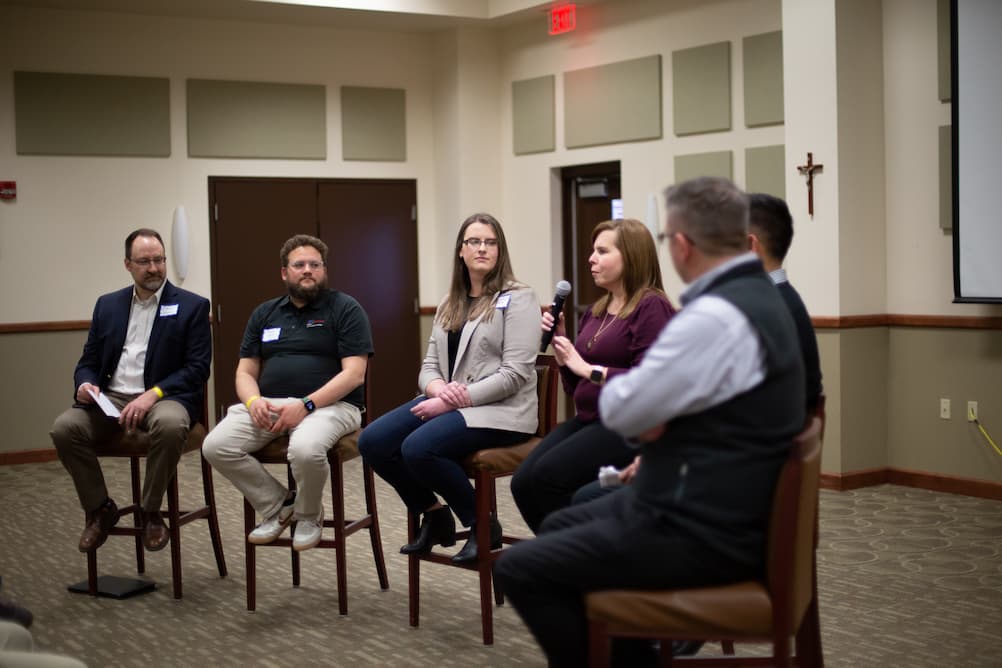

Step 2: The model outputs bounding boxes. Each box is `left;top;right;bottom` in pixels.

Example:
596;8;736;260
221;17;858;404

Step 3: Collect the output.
3;331;87;452
887;327;1002;481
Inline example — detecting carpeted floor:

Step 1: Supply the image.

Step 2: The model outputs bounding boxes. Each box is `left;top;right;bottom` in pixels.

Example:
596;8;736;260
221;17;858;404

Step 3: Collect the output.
1;455;1001;666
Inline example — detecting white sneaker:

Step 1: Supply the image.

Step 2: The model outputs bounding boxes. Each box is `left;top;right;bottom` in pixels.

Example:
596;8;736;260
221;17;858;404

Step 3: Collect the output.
248;501;295;545
292;507;324;552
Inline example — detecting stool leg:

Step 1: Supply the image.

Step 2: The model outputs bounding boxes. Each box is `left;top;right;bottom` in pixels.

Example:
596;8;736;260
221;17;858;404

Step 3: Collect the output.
87;546;98;596
244;498;257;611
475;471;494;646
363;463;389;590
201;452;227;577
330;453;348;615
167;474;183;599
408;512;420;628
287;465;300;588
131;457;145;575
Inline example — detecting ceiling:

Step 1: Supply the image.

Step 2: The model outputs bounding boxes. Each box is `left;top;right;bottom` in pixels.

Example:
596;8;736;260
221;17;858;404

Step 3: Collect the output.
1;0;602;32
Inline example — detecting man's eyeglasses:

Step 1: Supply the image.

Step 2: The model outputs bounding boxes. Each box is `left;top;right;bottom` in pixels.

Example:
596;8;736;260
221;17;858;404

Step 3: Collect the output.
288;260;324;271
130;256;166;267
657;231;697;248
462;238;499;249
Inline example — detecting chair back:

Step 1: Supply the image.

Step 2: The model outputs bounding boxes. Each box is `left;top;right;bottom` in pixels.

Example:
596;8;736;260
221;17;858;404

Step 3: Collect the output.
765;416;823;640
533;354;560;438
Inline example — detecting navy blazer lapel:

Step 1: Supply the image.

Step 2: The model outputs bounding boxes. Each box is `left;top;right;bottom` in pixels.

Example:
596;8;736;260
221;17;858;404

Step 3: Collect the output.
110;286;133;353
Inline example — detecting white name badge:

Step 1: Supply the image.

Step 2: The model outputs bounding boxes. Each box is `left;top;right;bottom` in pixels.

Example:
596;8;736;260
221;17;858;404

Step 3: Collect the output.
262;327;281;342
495;294;511;309
159;303;179;317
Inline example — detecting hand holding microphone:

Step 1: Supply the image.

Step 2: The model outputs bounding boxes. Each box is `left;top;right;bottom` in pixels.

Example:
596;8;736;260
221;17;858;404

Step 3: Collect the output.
540;280;572;352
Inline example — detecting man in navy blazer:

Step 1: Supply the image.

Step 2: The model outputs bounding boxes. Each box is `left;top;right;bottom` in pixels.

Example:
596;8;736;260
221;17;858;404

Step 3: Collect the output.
51;229;211;553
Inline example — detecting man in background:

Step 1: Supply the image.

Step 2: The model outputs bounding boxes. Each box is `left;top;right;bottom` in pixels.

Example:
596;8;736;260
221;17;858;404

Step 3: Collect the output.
203;234;372;552
51;229;211;553
495;177;805;666
748;192;823;412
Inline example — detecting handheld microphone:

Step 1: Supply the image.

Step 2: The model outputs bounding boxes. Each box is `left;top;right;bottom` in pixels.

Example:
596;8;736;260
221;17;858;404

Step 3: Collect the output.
540;280;572;352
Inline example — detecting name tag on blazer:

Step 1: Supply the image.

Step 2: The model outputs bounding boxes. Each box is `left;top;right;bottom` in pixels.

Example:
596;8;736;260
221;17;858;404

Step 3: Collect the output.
495;294;511;309
159;303;179;317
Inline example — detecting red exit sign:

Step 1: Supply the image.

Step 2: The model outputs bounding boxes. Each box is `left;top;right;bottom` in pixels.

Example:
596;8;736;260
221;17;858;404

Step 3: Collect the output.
548;3;576;35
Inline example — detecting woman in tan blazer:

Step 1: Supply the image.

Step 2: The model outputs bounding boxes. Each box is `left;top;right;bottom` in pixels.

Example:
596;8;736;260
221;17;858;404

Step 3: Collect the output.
359;213;539;563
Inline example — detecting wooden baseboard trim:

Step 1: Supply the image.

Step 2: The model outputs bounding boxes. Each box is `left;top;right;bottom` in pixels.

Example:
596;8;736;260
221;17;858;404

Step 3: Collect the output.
0;449;59;465
822;467;1002;501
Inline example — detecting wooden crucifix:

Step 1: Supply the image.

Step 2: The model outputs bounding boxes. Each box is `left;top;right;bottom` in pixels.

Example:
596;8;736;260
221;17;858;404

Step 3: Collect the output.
796;152;824;217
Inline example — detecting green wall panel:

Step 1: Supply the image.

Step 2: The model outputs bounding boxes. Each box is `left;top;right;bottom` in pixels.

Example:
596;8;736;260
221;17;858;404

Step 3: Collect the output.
564;55;662;149
674;150;733;183
746;144;786;198
743;31;784;127
672;41;731;136
512;75;555;155
15;71;170;157
341;86;406;162
187;79;326;159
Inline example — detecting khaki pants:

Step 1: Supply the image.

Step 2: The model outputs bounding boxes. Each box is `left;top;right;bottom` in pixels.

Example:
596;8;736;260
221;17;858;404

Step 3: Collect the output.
202;399;361;523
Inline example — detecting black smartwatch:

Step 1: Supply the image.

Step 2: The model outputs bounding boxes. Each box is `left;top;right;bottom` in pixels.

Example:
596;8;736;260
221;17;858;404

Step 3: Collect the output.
589;366;607;385
302;397;316;413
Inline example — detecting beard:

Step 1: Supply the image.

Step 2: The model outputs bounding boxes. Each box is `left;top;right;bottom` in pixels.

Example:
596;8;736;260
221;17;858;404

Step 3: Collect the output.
286;275;327;302
139;273;165;293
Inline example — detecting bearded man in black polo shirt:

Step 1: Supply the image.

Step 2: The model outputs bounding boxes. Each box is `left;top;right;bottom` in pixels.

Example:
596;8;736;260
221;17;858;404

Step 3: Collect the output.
204;234;373;552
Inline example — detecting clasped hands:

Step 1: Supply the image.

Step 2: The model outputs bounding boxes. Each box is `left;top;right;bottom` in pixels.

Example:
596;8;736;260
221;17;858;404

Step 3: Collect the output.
412;380;471;421
247;397;307;433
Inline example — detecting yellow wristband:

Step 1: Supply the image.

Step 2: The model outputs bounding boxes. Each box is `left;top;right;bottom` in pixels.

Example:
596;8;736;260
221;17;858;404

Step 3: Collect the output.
153;386;164;399
245;395;260;410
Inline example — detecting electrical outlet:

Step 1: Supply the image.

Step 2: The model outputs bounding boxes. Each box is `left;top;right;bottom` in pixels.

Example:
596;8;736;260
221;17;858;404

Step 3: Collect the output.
967;401;978;422
940;398;951;419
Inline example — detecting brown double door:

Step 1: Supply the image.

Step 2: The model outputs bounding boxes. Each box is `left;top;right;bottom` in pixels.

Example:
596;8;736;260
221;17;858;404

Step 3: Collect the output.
209;177;420;423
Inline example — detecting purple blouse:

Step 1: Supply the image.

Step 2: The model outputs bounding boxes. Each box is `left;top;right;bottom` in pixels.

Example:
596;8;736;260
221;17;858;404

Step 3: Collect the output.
561;291;676;422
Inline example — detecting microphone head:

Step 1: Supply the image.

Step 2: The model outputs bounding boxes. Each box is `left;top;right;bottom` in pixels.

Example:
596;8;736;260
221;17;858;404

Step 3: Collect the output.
555;280;572;298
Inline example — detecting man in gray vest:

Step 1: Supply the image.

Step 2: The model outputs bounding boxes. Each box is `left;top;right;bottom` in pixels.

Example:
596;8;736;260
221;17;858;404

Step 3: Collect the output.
495;177;805;667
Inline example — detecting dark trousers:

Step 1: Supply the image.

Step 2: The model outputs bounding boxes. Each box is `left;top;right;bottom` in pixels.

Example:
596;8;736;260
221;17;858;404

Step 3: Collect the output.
358;397;530;526
494;490;745;668
510;416;635;533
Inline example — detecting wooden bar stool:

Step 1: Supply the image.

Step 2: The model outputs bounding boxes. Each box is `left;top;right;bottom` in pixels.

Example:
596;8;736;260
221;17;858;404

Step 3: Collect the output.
243;383;389;613
75;410;227;599
407;354;560;644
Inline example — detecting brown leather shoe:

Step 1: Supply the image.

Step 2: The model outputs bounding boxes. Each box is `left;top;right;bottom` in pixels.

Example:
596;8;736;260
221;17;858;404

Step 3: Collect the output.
78;499;119;552
142;511;169;552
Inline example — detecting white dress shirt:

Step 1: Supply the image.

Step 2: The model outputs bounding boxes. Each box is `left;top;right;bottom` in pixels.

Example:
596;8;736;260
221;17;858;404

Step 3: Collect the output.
108;283;165;395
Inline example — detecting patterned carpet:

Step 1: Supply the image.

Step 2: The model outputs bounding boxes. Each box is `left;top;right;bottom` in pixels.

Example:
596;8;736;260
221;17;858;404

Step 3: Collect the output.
1;455;1001;666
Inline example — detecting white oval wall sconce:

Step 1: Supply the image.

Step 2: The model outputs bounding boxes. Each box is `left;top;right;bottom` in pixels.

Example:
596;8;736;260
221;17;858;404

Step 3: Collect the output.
172;205;190;280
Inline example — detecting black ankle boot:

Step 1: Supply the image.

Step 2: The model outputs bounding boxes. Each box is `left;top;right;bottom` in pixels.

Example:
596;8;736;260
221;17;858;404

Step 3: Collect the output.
451;514;502;564
401;506;456;554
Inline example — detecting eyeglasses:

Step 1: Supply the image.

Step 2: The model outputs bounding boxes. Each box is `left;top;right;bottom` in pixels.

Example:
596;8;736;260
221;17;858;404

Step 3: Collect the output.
288;260;325;271
462;238;499;249
130;256;166;267
657;231;697;248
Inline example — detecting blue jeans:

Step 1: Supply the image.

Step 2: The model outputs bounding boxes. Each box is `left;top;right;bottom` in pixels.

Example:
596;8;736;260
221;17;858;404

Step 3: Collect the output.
358;397;531;526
